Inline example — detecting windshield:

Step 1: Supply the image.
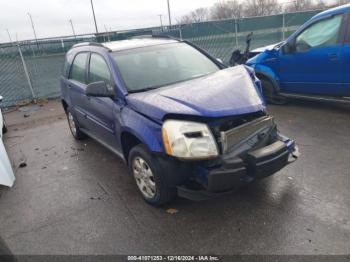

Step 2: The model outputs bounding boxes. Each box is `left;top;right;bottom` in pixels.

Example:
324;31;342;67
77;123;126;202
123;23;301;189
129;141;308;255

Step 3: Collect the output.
112;43;220;93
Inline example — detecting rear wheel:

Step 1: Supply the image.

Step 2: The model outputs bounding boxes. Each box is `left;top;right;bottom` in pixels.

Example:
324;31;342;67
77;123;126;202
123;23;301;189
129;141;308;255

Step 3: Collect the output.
260;79;286;105
66;107;87;140
129;145;177;206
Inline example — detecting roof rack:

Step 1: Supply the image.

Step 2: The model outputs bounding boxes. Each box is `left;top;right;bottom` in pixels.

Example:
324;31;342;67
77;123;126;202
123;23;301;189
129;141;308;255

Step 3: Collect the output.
129;34;181;41
72;42;105;49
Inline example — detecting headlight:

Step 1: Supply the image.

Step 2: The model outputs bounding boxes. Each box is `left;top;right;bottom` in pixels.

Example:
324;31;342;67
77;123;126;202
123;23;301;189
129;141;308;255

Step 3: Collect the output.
162;120;218;159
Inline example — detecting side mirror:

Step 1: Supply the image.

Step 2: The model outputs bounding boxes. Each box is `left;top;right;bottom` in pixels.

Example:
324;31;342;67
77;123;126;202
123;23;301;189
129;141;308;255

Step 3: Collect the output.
86;81;113;97
0;96;3;103
216;58;223;64
282;41;294;54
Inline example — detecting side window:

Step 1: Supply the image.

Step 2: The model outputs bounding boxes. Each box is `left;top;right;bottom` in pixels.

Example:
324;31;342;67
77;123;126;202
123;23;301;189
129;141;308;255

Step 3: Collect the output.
69;53;88;84
295;15;343;52
89;53;113;92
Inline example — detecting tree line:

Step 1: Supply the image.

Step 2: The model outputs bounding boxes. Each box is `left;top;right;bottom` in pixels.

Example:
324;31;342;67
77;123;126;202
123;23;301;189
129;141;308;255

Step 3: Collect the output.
177;0;350;24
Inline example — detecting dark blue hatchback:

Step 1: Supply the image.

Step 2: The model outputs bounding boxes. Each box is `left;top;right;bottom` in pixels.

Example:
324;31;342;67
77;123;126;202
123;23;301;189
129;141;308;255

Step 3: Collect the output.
61;37;298;206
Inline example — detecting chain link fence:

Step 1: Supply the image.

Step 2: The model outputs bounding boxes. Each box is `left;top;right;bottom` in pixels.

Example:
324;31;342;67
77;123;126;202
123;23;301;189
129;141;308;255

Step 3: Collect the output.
0;10;321;107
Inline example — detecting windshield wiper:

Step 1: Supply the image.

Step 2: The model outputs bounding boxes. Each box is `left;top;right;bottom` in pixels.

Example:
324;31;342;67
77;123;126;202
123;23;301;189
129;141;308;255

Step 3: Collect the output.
128;86;161;94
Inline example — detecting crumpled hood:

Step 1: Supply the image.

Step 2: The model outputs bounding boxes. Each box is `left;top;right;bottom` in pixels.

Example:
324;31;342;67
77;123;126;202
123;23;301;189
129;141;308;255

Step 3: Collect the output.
126;65;265;122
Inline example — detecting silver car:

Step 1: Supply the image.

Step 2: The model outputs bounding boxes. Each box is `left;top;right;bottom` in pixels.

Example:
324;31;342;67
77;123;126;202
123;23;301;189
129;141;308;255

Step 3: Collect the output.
0;95;15;187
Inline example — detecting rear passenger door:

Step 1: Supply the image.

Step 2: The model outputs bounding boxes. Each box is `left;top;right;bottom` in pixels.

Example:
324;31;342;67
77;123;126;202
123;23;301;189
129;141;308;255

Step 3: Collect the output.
68;52;89;127
86;53;119;149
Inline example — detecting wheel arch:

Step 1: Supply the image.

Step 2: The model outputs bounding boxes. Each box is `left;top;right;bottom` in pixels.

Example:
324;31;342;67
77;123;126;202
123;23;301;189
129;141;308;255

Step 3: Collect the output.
254;66;280;94
61;99;68;113
121;131;143;164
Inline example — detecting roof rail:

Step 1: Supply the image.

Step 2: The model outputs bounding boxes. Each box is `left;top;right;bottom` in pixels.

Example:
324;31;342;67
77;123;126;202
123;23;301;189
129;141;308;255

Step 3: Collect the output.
129;34;181;41
72;42;105;48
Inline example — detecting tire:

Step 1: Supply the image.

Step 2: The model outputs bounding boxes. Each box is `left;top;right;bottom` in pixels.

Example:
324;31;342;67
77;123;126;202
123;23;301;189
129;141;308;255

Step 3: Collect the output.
2;120;7;134
260;79;287;105
128;144;177;206
66;107;87;140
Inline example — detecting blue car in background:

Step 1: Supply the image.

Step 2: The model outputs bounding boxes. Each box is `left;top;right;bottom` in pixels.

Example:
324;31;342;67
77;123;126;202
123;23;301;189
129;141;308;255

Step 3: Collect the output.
61;37;298;206
246;4;350;104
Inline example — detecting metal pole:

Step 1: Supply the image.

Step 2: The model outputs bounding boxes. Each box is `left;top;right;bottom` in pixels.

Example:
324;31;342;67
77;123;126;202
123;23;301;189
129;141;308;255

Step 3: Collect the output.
167;0;172;27
27;12;39;48
282;13;285;40
104;25;110;42
234;19;238;48
6;29;13;45
158;14;163;31
90;0;99;34
69;19;77;40
61;39;65;52
17;43;36;101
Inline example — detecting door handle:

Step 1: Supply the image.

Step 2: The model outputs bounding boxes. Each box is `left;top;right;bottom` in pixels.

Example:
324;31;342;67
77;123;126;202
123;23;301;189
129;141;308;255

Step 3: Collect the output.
328;53;339;61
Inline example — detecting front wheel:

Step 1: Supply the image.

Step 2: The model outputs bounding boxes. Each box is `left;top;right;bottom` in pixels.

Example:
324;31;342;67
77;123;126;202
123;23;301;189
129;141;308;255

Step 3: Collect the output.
129;145;177;206
260;79;287;105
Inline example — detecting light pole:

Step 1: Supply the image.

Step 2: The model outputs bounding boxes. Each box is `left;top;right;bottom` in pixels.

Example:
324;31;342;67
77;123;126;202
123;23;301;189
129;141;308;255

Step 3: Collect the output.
5;29;13;45
167;0;172;27
69;19;77;39
158;14;163;30
90;0;99;34
280;1;296;40
27;12;38;47
104;25;110;42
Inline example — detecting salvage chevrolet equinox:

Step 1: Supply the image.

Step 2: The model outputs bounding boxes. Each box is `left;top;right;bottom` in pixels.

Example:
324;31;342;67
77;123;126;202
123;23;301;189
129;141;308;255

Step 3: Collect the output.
61;36;299;206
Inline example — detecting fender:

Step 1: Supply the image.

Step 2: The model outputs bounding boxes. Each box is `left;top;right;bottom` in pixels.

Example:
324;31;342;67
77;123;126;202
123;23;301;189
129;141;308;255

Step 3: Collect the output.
120;107;164;154
254;64;281;93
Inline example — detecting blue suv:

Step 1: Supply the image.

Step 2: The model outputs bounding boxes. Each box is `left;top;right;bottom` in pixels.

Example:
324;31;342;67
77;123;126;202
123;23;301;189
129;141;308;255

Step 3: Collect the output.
247;4;350;104
61;36;298;206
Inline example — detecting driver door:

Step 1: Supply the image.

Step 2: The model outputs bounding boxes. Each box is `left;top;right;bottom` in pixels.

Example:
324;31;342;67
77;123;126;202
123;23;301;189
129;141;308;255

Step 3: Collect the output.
278;14;345;96
85;53;119;150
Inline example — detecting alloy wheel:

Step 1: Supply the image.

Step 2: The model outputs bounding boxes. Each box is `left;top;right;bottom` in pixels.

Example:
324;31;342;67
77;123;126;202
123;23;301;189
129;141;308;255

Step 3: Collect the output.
132;156;156;199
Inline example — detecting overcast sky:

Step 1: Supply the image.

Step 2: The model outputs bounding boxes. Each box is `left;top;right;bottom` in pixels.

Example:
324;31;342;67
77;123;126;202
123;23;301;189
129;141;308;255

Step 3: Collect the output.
0;0;336;43
0;0;223;43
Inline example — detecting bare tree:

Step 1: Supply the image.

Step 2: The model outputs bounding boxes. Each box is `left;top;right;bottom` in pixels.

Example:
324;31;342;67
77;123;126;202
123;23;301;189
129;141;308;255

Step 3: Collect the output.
210;0;244;20
244;0;282;17
313;0;327;10
338;0;350;5
178;7;209;24
285;0;313;12
177;0;330;25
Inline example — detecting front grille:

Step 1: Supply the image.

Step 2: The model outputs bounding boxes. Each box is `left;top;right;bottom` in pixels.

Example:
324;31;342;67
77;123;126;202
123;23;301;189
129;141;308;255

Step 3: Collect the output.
220;116;274;154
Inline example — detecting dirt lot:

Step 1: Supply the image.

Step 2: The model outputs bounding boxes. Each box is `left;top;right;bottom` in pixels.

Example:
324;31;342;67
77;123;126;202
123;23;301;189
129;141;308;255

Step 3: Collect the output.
0;99;349;255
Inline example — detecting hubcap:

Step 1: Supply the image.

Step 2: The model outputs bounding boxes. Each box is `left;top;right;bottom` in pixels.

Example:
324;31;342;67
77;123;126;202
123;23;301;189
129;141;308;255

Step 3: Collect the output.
67;112;77;136
132;157;156;199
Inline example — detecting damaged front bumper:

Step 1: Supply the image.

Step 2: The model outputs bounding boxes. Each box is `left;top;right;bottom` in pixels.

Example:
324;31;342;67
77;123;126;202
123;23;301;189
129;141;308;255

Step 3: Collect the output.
175;118;299;201
177;139;298;201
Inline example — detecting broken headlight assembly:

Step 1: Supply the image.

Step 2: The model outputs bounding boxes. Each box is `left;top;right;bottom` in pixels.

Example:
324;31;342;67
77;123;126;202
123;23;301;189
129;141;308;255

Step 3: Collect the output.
162;120;218;160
